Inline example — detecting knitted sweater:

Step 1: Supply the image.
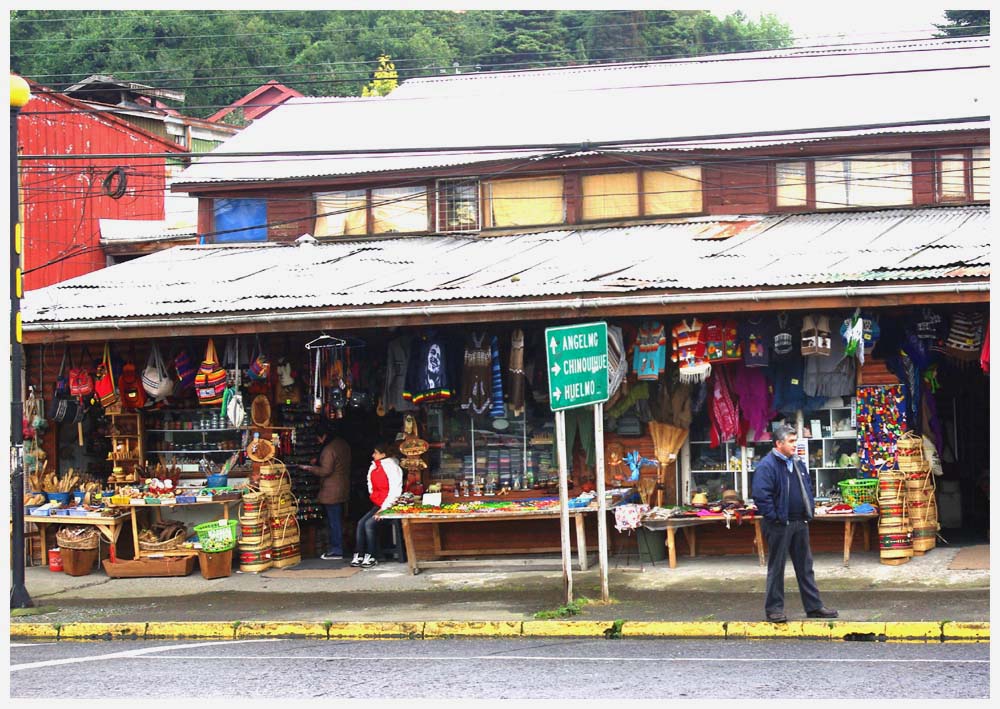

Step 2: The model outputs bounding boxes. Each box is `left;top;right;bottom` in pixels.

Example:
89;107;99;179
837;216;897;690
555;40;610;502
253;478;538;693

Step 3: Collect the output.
671;318;711;383
632;321;667;381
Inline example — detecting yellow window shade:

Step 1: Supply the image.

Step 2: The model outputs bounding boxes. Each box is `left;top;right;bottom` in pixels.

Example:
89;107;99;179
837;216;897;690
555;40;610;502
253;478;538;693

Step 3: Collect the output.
486;177;564;227
373;186;429;234
643;167;703;215
775;162;808;207
581;172;638;221
314;191;367;236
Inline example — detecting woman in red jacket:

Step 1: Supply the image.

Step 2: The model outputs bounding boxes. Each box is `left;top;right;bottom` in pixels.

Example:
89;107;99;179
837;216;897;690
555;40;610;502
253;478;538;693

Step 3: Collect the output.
351;441;404;568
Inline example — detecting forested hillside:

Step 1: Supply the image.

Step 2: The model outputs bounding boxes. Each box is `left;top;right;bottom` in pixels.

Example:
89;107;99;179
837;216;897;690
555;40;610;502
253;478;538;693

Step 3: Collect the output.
10;9;794;118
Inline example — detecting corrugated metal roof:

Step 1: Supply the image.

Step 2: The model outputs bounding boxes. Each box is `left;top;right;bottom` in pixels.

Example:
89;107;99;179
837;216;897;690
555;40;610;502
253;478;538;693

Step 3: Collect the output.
175;37;990;186
23;206;989;327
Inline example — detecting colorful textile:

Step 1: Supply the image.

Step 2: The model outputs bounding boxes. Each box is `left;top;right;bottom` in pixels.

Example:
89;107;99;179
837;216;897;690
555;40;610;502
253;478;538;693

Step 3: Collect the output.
508;329;526;416
403;333;453;404
613;503;649;532
671;318;711;383
708;368;741;448
489;335;505;418
841;311;880;363
702;319;741;363
803;325;855;398
801;314;832;356
981;322;990;374
633;320;667;380
855;384;907;478
741;316;770;367
729;363;774;443
772;313;796;360
944;311;986;361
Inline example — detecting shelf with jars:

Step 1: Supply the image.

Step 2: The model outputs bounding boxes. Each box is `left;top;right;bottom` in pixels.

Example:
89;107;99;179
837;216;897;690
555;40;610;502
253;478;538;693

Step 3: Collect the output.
143;408;246;469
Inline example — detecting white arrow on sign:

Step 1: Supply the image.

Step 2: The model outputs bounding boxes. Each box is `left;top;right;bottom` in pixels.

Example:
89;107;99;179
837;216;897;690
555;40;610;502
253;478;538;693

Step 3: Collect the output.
551;363;561;376
551;389;561;401
549;336;558;354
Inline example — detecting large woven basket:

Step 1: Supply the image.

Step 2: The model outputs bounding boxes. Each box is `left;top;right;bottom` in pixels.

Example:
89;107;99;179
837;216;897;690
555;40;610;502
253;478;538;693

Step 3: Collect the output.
896;431;923;457
271;542;301;568
270;514;300;546
239;547;272;572
911;521;938;551
56;528;99;551
139;528;187;551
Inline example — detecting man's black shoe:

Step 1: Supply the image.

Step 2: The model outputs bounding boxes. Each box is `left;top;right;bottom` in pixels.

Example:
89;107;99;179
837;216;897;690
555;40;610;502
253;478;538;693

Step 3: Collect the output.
766;612;788;623
806;607;839;619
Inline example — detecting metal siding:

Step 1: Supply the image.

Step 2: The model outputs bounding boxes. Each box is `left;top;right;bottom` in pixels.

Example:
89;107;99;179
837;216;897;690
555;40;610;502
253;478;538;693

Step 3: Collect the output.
21;206;989;325
18;93;174;290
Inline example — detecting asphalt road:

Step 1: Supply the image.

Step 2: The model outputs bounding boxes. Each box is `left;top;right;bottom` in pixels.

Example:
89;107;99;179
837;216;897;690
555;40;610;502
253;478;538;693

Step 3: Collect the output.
10;637;989;699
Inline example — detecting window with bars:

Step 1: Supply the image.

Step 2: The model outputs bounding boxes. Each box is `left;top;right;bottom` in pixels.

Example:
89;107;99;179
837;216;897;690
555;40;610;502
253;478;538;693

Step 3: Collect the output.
436;179;480;232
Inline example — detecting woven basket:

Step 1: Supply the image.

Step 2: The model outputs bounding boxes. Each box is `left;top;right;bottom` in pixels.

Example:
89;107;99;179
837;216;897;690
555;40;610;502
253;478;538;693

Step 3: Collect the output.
239;547;273;572
56;528;99;551
271;542;301;568
139;528;187;551
247;436;276;463
897;459;928;473
911;521;938;551
239;498;270;523
270;514;300;546
896;431;923;456
259;462;291;495
879;531;914;560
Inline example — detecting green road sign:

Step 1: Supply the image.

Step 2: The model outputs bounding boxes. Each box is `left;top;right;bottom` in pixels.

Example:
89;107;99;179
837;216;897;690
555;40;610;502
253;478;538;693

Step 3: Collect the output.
545;322;609;411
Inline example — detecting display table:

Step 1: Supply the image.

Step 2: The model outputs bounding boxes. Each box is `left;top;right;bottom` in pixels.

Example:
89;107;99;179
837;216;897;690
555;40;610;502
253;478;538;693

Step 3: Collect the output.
641;514;765;569
379;506;597;575
112;499;240;559
813;512;878;566
25;512;131;564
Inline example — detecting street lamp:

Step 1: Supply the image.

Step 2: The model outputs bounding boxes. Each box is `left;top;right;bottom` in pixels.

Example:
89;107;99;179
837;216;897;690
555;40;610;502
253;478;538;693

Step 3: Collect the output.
11;73;34;609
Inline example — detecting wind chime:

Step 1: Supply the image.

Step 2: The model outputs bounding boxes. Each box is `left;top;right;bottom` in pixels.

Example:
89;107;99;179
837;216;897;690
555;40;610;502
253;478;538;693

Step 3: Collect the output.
306;334;349;419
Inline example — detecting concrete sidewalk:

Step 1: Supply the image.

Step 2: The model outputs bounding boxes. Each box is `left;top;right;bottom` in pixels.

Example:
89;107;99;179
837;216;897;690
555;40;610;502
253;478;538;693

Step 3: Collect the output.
10;546;990;640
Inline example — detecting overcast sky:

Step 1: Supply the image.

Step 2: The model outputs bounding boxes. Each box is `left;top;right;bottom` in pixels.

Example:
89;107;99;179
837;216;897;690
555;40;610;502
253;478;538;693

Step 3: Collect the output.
709;3;951;43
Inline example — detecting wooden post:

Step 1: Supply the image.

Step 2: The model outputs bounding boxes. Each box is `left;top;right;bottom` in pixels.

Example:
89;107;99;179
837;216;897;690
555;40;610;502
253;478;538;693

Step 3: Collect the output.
593;403;609;602
555;409;573;605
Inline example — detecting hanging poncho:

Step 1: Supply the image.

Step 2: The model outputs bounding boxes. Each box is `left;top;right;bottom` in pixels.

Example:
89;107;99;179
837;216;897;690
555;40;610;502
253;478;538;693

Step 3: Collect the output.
460;331;492;415
708;368;741;449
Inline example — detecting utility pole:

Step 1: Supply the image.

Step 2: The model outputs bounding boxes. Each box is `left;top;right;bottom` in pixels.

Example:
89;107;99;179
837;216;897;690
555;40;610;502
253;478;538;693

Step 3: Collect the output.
10;73;34;609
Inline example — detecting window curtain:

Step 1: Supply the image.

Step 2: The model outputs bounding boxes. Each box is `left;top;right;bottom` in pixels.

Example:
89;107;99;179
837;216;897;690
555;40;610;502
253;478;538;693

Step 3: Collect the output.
774;162;808;207
643;166;703;215
938;153;968;201
372;186;428;234
314;190;367;236
213;198;267;242
486;176;564;227
581;172;638;221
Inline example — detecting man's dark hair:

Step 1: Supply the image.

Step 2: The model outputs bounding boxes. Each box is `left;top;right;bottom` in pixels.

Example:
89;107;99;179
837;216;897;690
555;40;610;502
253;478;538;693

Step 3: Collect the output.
771;423;797;445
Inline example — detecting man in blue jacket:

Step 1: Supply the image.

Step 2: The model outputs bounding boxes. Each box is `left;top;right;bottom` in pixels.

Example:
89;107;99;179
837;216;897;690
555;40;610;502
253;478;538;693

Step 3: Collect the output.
751;423;838;623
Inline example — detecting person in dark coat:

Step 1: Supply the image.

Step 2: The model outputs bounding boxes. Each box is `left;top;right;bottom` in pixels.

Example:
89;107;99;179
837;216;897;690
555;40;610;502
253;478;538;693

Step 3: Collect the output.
751;423;838;622
300;420;351;560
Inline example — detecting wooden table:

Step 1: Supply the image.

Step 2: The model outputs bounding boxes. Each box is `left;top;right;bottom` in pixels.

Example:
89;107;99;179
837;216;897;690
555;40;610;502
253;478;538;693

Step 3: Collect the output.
115;499;240;559
379;507;596;575
641;514;766;569
25;512;131;564
812;512;878;566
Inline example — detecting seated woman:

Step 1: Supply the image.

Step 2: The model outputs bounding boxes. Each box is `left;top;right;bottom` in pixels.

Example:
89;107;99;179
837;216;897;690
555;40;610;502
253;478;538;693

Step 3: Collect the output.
351;441;404;568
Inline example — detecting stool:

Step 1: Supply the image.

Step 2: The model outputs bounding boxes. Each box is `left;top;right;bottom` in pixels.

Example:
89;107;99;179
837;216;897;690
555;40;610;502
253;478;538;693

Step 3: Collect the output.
376;519;406;562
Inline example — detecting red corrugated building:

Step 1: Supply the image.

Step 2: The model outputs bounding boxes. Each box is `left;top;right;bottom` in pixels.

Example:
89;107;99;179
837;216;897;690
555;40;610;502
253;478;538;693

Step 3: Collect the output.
16;81;184;290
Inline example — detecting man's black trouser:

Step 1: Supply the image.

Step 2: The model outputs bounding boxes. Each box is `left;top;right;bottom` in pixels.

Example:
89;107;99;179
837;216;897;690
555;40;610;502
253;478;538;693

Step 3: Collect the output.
762;518;824;614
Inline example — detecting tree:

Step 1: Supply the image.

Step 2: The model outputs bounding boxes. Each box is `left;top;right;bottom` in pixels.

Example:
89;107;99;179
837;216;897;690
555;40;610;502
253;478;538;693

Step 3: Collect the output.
934;10;990;37
362;54;398;96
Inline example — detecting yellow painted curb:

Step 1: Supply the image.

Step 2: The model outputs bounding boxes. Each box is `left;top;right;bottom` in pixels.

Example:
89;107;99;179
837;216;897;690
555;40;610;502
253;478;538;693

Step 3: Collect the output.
884;622;941;641
727;621;813;638
145;622;235;639
621;621;727;638
829;622;887;640
942;622;989;641
9;623;60;639
236;622;328;639
522;620;613;637
59;622;146;640
327;622;423;639
424;621;522;638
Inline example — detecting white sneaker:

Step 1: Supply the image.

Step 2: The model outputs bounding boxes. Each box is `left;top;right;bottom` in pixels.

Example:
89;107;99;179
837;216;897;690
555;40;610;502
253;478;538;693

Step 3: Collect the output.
349;553;362;567
360;554;377;569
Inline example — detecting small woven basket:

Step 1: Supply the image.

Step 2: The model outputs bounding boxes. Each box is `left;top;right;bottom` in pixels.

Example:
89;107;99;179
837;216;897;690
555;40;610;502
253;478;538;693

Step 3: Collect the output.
896;431;923;457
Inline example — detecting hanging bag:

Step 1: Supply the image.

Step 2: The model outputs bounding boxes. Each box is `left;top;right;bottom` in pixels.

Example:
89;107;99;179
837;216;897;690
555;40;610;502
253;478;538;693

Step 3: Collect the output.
195;338;227;406
222;338;245;427
93;342;119;408
48;349;84;423
174;347;197;391
142;342;175;401
246;334;270;382
68;345;94;398
119;346;147;410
